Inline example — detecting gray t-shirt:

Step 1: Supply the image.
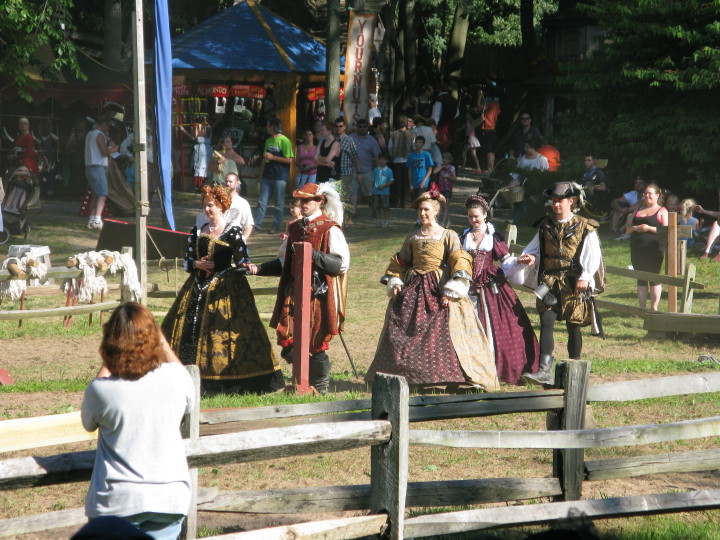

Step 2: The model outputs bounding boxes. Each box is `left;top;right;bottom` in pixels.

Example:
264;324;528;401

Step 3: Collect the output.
81;362;195;518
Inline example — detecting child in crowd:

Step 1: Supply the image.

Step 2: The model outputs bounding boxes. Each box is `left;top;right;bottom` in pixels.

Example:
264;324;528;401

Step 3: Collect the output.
436;152;456;227
679;198;700;248
279;198;303;242
406;135;434;202
665;194;679;215
459;110;481;173
372;153;395;227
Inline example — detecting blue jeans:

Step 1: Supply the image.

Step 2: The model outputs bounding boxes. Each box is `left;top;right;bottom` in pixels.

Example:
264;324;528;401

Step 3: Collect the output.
125;512;185;540
297;172;316;189
85;165;109;197
254;178;286;231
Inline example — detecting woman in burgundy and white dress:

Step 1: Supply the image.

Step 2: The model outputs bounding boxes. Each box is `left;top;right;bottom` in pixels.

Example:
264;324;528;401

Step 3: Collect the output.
459;195;539;384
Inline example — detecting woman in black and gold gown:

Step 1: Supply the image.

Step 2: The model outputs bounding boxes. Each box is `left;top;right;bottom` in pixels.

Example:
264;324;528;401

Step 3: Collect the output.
162;185;284;394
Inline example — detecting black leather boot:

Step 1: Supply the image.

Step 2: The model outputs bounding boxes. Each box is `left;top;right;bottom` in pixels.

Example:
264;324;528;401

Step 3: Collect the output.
522;354;555;386
309;352;331;394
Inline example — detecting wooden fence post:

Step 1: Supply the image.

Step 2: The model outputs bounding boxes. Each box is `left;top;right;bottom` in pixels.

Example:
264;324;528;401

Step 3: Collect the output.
680;263;696;314
370;374;409;540
549;360;591;501
666;214;678;313
180;365;201;540
677;239;686;277
287;241;314;395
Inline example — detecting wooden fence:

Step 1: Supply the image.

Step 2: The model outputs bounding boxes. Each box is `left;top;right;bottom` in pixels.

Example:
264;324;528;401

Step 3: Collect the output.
0;254;278;325
0;247;139;326
2;367;720;539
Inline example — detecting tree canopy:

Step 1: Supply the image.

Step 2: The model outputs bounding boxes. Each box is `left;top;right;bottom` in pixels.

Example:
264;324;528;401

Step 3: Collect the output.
0;0;84;101
560;0;720;193
413;0;558;70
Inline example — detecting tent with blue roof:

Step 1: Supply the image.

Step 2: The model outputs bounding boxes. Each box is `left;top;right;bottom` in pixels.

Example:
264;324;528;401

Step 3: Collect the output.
170;0;328;191
171;0;326;74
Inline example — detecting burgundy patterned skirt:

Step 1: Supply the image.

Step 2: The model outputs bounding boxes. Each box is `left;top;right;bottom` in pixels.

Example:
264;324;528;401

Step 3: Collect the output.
366;272;466;385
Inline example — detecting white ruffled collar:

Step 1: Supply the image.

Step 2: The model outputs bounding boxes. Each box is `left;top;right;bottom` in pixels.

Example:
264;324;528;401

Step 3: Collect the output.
462;222;495;251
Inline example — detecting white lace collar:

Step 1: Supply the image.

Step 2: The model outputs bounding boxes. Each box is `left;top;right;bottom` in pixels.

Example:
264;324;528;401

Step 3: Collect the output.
462;222;495;251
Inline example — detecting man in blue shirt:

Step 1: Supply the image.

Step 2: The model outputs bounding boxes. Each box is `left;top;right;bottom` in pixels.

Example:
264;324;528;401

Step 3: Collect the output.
254;117;294;233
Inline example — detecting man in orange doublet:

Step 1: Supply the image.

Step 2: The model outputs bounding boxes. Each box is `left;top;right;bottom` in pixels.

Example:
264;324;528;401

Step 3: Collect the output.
270;183;350;393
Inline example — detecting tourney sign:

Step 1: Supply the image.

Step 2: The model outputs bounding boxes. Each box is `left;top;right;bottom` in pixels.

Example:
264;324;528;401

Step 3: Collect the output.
343;11;377;123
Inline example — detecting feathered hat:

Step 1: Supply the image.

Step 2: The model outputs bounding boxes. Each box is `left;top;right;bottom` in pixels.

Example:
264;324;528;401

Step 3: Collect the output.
543;181;585;212
292;183;344;225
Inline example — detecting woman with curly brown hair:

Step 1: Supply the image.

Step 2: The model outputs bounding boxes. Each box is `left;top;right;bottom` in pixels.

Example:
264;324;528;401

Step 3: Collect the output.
82;302;195;538
162;185;284;394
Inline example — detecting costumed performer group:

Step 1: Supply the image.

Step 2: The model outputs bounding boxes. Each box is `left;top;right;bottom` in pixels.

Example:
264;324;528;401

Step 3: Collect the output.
365;189;500;391
162;185;284;395
518;181;604;386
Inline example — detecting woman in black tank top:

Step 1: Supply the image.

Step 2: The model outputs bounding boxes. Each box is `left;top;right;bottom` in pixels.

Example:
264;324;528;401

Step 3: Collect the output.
314;122;340;183
627;183;668;311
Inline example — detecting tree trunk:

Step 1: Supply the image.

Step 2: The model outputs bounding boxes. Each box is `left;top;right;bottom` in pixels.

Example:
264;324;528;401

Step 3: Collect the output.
104;0;123;70
446;3;469;83
394;0;406;112
520;0;536;73
326;0;341;121
413;0;435;85
378;0;398;124
403;0;417;95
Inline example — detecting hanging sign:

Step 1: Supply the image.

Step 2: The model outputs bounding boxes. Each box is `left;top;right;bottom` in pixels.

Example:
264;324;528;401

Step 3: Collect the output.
230;85;267;98
343;11;377;123
173;85;193;97
307;87;325;101
195;84;229;98
308;87;345;102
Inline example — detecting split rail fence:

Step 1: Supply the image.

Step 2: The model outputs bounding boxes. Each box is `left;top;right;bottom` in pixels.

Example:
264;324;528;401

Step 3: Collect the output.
0;247;138;327
0;252;278;325
2;366;720;539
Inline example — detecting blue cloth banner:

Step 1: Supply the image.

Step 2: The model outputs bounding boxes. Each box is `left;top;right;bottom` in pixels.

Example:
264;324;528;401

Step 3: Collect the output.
154;0;175;230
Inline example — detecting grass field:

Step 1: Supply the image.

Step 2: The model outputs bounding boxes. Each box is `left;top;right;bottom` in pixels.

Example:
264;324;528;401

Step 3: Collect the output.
0;175;719;538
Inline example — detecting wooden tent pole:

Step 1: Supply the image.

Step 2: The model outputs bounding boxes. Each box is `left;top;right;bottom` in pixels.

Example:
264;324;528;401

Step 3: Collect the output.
132;0;149;305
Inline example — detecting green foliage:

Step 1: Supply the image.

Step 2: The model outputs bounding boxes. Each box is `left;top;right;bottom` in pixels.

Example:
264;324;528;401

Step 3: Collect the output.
414;0;558;66
0;0;85;101
560;0;720;193
467;0;559;46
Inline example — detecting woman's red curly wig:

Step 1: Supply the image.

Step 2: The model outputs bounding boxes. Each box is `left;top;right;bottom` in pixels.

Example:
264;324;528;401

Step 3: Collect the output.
200;185;232;212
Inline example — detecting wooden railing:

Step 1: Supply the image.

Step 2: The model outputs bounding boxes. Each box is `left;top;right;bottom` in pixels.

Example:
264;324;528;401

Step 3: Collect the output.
2;367;720;538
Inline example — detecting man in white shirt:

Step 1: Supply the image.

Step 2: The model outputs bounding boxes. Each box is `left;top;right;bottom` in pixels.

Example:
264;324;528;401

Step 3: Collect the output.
194;173;254;242
610;176;648;237
84;116;119;230
517;182;602;385
225;173;254;241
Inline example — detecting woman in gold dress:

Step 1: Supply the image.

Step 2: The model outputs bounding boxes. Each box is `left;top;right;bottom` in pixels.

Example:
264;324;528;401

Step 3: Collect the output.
162;185;283;394
365;190;499;391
